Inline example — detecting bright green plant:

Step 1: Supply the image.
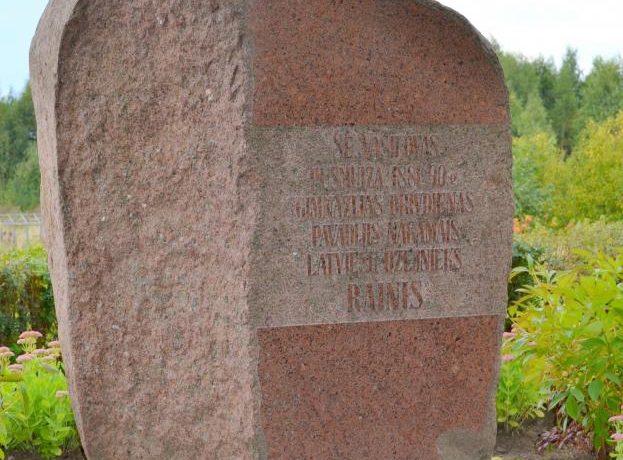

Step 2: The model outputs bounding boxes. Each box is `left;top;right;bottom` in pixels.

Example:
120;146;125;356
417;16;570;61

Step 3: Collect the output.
517;218;623;270
512;132;559;218
496;345;546;430
0;331;78;459
546;112;623;225
507;249;623;454
0;245;56;345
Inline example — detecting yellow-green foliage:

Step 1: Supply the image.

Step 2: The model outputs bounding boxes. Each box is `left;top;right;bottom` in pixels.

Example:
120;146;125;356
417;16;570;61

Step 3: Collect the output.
496;349;546;430
0;246;56;344
506;250;623;453
546;112;623;224
512;133;560;217
517;218;623;269
0;333;78;459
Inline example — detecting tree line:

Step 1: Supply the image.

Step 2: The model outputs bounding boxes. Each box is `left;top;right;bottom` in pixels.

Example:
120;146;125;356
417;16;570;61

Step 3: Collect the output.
499;45;623;225
1;46;622;216
0;86;38;210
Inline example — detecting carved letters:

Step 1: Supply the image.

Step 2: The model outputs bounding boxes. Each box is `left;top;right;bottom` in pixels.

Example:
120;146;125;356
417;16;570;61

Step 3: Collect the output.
287;131;476;313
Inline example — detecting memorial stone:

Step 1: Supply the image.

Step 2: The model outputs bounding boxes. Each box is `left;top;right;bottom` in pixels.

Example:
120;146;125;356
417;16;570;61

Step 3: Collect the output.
31;0;512;458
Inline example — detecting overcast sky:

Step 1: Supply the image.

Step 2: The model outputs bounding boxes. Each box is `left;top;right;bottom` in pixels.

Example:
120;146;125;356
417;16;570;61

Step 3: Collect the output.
1;1;621;97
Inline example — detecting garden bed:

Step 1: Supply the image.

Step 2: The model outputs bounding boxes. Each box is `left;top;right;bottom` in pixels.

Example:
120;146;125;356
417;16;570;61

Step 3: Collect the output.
495;417;595;460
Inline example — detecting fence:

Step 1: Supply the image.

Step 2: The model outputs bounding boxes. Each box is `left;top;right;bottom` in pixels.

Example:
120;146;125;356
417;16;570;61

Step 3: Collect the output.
0;213;42;248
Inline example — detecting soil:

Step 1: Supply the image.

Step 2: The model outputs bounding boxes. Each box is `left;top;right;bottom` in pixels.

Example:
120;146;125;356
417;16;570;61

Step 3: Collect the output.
495;416;596;460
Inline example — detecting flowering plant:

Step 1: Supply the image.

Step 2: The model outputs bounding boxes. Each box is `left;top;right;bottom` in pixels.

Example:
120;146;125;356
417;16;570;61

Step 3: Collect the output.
0;330;78;459
610;413;623;459
496;330;546;431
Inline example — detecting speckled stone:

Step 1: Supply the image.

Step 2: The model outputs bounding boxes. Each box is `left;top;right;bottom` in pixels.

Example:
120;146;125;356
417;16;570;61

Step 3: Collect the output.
31;1;511;459
258;316;502;460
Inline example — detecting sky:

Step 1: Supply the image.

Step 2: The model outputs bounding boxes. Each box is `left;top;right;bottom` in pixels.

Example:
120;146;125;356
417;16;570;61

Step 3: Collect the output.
441;0;623;71
1;1;622;97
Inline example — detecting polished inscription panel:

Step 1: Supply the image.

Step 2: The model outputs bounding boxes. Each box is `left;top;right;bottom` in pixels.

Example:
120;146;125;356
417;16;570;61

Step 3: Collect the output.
249;125;512;327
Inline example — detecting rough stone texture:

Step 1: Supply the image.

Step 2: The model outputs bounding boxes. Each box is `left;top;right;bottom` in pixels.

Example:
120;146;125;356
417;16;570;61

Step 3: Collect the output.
250;0;508;126
258;316;502;460
32;1;260;459
31;1;511;459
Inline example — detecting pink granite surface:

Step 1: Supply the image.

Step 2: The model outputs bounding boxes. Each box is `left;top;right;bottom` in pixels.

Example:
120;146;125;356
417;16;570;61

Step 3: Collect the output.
31;1;510;458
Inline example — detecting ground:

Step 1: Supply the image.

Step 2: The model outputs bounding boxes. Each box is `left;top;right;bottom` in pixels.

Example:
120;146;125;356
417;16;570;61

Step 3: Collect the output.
495;417;595;460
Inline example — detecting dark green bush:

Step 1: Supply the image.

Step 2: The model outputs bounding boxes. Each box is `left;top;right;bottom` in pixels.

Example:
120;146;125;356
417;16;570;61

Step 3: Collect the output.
0;246;56;344
509;238;544;305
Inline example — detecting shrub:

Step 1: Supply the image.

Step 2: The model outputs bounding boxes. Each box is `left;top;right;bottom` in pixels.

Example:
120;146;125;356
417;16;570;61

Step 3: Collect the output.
509;237;544;305
545;112;623;225
512;133;559;218
0;331;78;459
507;249;623;454
496;346;546;430
517;218;623;269
0;246;56;345
2;143;41;211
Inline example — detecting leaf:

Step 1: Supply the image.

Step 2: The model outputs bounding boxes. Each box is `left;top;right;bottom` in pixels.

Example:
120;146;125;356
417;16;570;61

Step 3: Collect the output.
588;380;604;401
565;395;580;421
570;387;585;402
549;391;568;410
605;372;622;385
581;337;607;350
583;321;603;336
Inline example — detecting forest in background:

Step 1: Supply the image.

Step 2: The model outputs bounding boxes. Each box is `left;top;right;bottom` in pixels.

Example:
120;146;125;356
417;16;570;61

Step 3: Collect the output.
1;46;622;230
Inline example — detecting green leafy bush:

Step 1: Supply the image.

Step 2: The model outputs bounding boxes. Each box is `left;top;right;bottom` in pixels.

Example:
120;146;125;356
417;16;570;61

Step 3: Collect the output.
0;246;56;344
512;133;559;217
509;238;544;305
609;416;623;458
506;249;623;454
496;346;546;430
0;331;78;459
2;143;41;211
517;218;623;269
545;112;623;225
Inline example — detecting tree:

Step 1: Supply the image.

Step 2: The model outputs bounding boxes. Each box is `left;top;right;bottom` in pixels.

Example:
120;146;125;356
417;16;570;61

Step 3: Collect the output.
514;90;554;138
546;112;623;224
512;132;559;217
549;49;582;156
3;143;40;211
579;57;623;126
533;57;557;113
0;84;38;209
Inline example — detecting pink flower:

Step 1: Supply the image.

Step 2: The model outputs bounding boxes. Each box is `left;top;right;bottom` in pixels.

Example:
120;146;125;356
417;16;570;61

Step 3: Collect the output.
502;354;515;362
0;346;11;354
502;332;515;339
16;339;26;345
33;349;47;356
610;415;623;423
47;340;61;348
612;433;623;442
16;354;34;363
18;331;43;340
0;351;15;359
55;390;69;399
7;364;23;373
